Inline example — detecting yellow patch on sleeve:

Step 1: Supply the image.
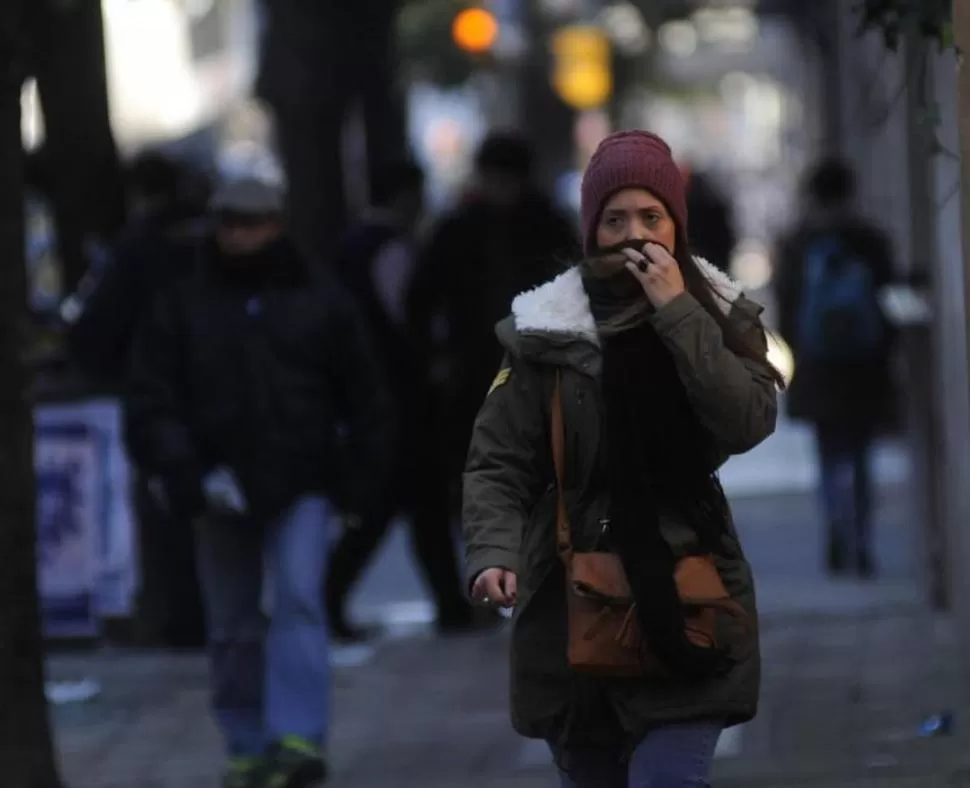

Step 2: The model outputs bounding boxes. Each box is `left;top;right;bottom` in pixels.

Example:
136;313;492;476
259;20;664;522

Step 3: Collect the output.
487;368;511;395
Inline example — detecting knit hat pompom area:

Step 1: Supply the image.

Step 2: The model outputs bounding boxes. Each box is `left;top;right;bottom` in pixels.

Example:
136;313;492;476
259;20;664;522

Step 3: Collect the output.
580;130;687;253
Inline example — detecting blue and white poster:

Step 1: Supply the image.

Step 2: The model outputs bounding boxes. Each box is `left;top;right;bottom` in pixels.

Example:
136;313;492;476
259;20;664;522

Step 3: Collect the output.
36;398;139;638
36;423;101;638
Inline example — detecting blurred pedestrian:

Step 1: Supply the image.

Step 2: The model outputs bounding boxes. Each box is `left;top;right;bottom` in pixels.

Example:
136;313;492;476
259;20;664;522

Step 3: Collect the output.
328;161;472;639
123;168;390;788
68;149;209;649
69;150;207;387
408;132;580;577
463;130;781;787
774;157;896;577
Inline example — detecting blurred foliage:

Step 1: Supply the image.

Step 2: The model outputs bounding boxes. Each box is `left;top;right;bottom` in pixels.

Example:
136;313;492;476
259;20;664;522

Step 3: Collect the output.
854;0;956;156
398;0;495;86
854;0;953;52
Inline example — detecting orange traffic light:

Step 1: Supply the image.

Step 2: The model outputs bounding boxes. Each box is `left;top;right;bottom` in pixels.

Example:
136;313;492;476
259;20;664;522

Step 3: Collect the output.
452;7;499;54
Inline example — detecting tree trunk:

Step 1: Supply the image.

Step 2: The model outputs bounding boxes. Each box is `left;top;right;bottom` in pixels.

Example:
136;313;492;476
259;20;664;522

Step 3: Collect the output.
25;0;126;296
946;0;970;666
519;5;576;196
258;0;407;266
956;3;970;264
358;0;408;191
0;2;63;786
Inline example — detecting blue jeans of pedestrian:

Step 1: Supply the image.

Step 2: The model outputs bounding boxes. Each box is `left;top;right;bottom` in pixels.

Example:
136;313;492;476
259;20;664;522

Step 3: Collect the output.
814;423;873;562
555;722;723;787
195;495;332;757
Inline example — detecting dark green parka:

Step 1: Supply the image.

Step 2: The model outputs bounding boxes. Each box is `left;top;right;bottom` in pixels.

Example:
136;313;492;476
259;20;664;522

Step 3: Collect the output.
462;260;778;744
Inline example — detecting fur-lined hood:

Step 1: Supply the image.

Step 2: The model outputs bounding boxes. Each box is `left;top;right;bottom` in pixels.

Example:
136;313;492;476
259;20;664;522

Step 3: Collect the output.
508;256;743;347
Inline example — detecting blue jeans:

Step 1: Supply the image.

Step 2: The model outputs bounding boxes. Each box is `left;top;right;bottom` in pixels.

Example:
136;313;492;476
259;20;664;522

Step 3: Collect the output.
195;495;332;756
555;722;723;787
814;423;872;564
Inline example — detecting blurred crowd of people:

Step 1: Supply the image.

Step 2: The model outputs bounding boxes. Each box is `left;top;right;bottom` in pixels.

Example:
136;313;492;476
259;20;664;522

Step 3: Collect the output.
68;131;583;645
64;131;580;788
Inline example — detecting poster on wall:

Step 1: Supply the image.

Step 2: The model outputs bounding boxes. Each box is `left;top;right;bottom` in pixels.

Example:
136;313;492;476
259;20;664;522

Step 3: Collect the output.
69;399;138;618
36;423;102;638
36;399;138;622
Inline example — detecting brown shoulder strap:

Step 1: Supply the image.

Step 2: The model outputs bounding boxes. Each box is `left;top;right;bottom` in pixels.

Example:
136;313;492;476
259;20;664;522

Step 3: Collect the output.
551;370;572;560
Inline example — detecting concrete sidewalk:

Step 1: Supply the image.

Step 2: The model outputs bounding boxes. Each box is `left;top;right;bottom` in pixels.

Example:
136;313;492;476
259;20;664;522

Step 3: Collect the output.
49;488;970;787
49;609;969;788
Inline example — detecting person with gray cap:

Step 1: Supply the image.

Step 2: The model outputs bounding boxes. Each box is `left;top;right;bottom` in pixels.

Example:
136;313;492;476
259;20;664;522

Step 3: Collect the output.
124;170;391;788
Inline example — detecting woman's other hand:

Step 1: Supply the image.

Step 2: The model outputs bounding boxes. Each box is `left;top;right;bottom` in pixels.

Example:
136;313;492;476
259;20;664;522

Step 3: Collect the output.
472;567;518;607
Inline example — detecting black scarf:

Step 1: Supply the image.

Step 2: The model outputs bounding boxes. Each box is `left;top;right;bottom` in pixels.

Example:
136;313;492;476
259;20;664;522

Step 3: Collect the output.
584;271;734;679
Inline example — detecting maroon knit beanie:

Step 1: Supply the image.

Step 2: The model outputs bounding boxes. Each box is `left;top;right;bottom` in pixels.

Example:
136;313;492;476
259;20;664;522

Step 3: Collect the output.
580;130;687;253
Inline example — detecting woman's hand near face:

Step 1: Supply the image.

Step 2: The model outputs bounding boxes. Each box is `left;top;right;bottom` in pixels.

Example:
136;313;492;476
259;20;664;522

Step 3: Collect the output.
622;242;686;309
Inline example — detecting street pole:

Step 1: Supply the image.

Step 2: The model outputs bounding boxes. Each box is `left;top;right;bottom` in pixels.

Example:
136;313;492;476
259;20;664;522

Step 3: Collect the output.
954;3;970;310
904;30;949;610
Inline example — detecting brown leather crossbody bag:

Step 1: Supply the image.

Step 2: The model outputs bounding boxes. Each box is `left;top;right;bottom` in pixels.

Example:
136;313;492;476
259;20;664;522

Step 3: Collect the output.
550;370;748;677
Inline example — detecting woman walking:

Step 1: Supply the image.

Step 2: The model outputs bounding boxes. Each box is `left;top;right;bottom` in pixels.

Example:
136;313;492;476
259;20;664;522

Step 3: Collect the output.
463;130;782;787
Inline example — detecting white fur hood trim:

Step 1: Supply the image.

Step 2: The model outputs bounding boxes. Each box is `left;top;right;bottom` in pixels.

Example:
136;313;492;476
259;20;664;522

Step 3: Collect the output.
511;267;599;343
511;256;742;342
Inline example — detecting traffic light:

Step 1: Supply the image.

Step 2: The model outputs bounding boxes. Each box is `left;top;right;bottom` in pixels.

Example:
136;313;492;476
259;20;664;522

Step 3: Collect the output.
550;25;613;111
452;7;499;54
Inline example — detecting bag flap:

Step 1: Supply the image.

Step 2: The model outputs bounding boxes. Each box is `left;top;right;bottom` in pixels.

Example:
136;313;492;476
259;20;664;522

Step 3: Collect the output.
570;552;632;602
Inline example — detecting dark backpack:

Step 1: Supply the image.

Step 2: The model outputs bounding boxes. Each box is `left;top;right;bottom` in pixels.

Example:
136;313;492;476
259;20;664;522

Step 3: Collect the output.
796;234;884;362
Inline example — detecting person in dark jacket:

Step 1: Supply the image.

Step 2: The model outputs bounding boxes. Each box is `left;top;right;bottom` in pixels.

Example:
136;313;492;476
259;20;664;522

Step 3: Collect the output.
463;131;780;787
774;157;896;577
69;150;209;649
124;171;390;788
328;161;473;639
69;150;206;387
408;132;581;552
